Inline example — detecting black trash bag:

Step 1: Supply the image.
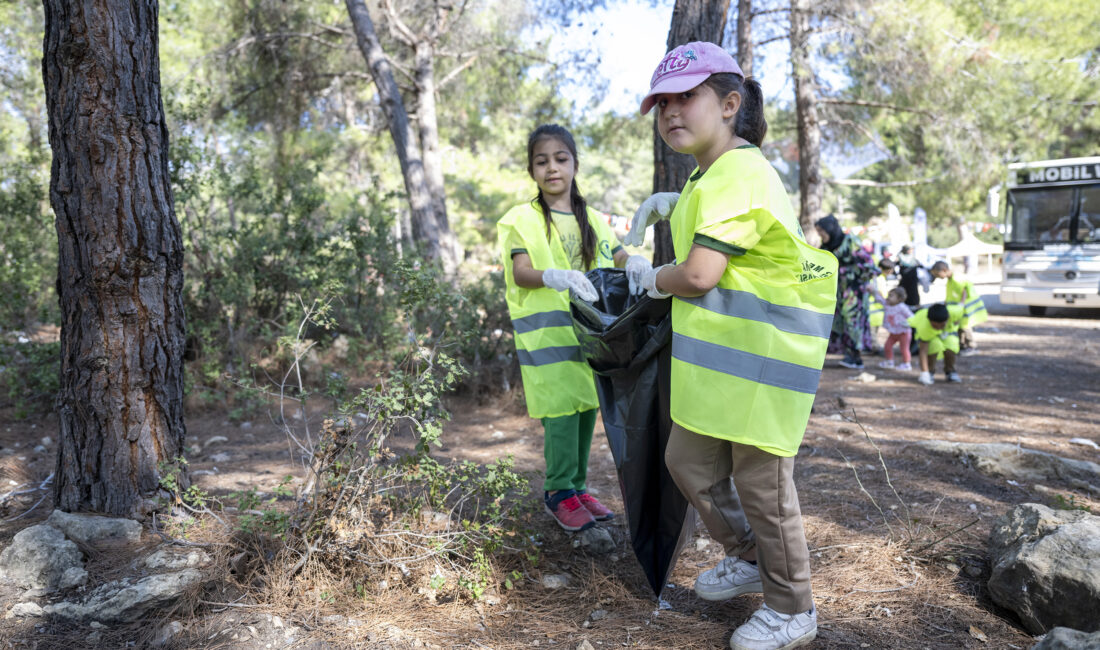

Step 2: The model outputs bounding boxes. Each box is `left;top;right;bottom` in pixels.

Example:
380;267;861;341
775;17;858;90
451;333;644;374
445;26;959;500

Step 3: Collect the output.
570;267;695;598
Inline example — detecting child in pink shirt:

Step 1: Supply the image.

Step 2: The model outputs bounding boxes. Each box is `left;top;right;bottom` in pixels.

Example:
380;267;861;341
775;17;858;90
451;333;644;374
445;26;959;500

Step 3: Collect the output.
878;287;914;370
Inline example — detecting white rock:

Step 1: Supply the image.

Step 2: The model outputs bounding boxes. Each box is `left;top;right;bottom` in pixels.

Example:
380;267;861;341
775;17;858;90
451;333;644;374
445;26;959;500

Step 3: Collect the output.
46;510;142;545
33;445;46;453
204;435;229;448
209;452;232;463
694;538;709;552
541;574;570;589
44;569;205;622
143;549;213;570
5;602;44;618
491;431;504;439
1069;438;1099;450
0;524;86;591
240;421;253;429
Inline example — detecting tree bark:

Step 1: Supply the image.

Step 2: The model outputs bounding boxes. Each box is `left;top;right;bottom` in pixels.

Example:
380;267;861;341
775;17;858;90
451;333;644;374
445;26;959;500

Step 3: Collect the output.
345;0;444;264
652;0;732;265
791;0;823;241
43;0;188;516
412;39;461;273
737;0;753;77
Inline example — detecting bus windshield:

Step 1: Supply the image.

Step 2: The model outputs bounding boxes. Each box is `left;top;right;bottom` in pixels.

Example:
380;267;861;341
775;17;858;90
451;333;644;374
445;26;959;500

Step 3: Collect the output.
1005;184;1100;247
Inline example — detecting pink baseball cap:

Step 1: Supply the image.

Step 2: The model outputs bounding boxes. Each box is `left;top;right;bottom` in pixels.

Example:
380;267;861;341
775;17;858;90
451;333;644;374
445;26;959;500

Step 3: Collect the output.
640;42;744;115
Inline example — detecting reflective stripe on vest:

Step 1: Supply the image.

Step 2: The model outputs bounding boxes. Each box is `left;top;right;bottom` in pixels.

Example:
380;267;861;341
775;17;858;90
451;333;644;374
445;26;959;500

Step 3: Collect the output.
964;297;984;317
517;345;584;367
512;309;573;334
682;287;834;340
672;332;823;394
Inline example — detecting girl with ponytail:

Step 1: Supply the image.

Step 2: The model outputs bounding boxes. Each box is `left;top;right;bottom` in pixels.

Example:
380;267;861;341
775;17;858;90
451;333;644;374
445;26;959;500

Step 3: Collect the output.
496;124;652;532
624;42;838;650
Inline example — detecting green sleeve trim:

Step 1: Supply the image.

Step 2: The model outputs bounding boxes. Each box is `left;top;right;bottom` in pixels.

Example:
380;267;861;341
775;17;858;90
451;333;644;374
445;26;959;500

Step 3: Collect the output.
735;144;757;150
611;245;623;255
510;248;528;257
693;233;746;256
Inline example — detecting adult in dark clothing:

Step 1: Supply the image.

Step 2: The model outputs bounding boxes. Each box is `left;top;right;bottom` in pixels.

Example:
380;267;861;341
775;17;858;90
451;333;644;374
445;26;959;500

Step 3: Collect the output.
815;215;878;369
895;245;929;308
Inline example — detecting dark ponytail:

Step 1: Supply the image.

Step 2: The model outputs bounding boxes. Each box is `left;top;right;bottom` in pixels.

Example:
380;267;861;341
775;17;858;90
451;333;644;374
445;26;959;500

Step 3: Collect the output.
526;124;597;270
703;73;768;147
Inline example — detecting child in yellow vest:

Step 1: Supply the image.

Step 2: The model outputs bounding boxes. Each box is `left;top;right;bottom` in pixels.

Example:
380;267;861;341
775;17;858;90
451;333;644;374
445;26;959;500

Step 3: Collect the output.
497;124;652;532
930;260;988;354
908;302;965;385
625;42;837;650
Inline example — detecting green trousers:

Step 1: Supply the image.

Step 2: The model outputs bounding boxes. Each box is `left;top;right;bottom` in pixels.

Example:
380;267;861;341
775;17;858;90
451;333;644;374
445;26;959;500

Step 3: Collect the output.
541;408;598;492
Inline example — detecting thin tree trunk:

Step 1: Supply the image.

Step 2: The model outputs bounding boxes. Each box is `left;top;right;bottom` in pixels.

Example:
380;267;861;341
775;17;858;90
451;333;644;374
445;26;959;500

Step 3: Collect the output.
791;0;823;241
345;0;443;263
43;0;188;516
653;0;732;266
413;40;461;273
737;0;753;77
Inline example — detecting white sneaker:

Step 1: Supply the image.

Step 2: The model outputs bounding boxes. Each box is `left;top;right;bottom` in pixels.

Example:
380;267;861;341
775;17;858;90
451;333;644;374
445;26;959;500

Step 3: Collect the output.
918;371;934;385
960;348;978;357
896;362;912;371
947;372;962;383
877;360;895;369
694;556;763;601
730;604;817;650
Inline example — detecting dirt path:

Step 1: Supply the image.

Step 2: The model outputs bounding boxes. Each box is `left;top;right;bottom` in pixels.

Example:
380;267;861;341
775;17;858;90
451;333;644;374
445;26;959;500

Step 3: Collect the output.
1;294;1097;648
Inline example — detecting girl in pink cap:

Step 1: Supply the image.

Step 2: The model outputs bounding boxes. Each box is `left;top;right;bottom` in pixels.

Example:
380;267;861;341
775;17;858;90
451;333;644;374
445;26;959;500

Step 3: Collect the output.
623;42;838;650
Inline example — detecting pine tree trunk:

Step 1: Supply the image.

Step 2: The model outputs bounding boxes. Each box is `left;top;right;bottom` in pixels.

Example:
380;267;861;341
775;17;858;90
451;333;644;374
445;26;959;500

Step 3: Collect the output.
413;40;461;273
346;0;444;263
653;0;732;265
737;0;753;78
43;0;188;517
791;0;823;241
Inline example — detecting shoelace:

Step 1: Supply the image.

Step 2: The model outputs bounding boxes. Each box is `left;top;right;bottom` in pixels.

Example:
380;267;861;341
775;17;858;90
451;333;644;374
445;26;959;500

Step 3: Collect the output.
559;496;583;512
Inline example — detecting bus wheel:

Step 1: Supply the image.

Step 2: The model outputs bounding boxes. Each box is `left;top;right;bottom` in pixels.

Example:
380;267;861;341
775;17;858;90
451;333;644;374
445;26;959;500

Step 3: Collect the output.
1028;305;1047;316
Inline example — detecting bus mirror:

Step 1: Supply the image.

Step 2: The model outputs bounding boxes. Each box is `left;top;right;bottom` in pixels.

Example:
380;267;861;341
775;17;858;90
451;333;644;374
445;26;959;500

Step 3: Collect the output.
987;187;1000;219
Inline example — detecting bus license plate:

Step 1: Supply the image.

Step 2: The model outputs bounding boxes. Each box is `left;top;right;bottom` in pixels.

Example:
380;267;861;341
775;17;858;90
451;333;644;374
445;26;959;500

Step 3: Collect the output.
1054;292;1085;303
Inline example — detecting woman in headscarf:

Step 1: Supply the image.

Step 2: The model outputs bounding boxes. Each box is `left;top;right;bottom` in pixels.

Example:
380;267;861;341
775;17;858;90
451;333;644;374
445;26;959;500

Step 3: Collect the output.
815;215;878;369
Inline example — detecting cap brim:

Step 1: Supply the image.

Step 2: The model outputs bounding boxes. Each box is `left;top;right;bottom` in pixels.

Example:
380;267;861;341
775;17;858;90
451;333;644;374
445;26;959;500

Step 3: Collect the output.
639;72;713;115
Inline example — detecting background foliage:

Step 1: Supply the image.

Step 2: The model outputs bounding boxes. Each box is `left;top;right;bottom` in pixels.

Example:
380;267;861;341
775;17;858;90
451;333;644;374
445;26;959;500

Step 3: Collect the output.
1;0;1097;406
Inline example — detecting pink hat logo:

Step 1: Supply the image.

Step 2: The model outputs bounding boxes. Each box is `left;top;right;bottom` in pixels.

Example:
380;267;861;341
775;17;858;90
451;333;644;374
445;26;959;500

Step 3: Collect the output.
640;42;744;115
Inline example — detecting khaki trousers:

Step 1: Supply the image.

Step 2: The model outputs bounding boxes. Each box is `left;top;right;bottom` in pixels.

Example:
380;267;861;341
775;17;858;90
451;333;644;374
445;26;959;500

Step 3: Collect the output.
665;423;813;614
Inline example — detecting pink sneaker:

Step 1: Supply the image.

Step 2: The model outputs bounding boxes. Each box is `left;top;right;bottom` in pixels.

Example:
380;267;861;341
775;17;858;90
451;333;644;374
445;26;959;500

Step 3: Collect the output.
546;495;596;531
577;492;614;521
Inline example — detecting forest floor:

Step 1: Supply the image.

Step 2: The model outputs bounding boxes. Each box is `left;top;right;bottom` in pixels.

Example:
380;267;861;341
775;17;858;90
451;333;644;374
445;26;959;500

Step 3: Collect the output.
1;288;1098;649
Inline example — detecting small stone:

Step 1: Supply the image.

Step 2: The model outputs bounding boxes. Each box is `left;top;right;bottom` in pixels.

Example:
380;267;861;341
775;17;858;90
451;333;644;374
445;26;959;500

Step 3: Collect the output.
46;510;142;545
209;452;232;463
204;435;229;448
6;602;44;618
694;538;709;552
240;421;253;430
40;437;52;446
33;445;46;453
491;431;504;439
576;640;595;650
541;574;570;590
589;609;608;621
272;615;283;628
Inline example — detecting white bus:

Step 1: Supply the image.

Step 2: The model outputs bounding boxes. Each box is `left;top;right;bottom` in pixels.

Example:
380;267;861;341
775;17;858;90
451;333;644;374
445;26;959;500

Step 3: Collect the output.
991;156;1100;316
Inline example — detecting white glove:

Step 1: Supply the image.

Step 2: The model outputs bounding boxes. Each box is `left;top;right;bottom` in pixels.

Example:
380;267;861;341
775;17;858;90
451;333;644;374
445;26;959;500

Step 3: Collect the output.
622;192;680;247
918;371;934;385
640;264;673;299
542;268;598;302
624;255;653;295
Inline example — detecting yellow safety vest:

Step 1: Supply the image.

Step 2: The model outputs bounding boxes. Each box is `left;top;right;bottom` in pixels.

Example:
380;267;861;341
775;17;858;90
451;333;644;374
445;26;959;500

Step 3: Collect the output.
668;148;838;457
907;303;965;356
945;274;988;327
497;202;619;419
869;274;888;328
